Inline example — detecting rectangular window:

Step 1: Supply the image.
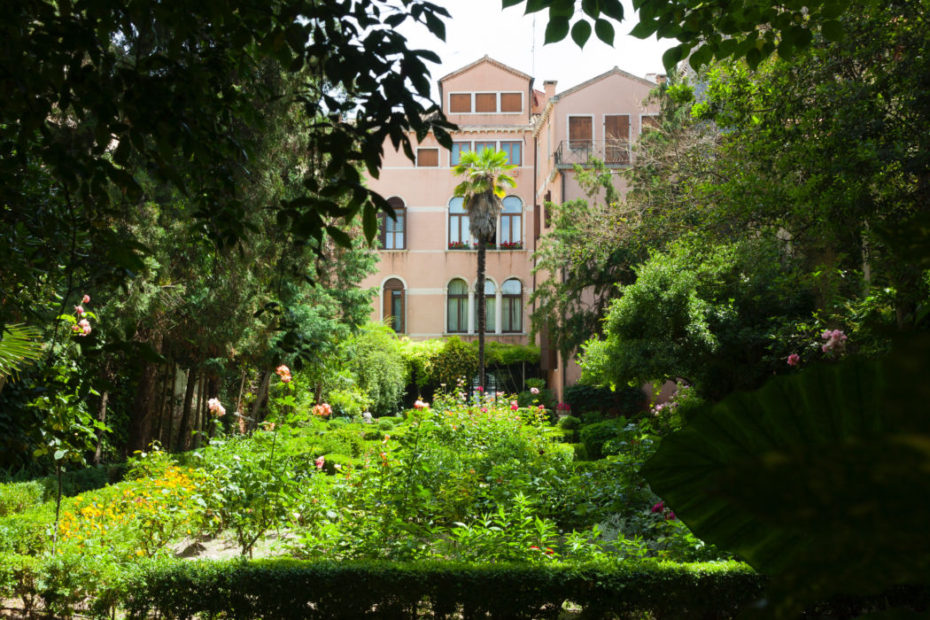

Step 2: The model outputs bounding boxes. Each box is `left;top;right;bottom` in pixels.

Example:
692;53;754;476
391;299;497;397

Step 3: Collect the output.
382;212;404;249
449;214;471;245
500;92;522;113
502;297;522;332
500;141;522;165
604;114;631;164
475;93;497;113
501;214;522;245
390;291;403;332
448;297;467;333
568;116;593;150
449;93;471;113
474;141;496;155
451;141;472;166
642;114;660;132
416;148;439;167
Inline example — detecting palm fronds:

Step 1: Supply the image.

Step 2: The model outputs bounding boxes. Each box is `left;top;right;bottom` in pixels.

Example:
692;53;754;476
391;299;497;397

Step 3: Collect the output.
0;323;44;379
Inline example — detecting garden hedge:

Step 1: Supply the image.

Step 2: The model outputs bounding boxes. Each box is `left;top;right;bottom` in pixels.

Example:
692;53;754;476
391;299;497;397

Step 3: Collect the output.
120;559;763;619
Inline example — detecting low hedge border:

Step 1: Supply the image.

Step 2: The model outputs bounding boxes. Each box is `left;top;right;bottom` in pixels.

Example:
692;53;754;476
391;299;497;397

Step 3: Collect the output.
120;559;762;619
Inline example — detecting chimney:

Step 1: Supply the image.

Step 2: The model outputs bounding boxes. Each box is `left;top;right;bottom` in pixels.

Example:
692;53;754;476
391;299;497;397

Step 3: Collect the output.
543;80;557;100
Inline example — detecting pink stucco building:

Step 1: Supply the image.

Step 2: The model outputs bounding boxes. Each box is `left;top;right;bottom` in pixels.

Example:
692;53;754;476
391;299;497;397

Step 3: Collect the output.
360;56;661;399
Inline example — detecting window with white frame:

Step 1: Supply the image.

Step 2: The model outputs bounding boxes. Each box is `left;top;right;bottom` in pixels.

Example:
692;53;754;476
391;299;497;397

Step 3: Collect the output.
499;141;522;165
451;141;472;166
447;279;469;333
416;147;439;167
379;196;406;250
447;92;523;114
448;197;472;248
382;278;405;333
501;278;523;333
500;196;522;248
474;279;496;333
568;115;594;150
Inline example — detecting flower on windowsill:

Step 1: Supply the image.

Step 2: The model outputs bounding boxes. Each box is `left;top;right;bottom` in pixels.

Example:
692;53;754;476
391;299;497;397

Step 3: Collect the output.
448;241;471;250
500;241;523;250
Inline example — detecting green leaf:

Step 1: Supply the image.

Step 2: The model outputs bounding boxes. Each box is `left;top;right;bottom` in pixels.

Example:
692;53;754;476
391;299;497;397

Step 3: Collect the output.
544;18;570;43
642;337;930;613
661;45;684;70
502;0;522;7
571;20;592;47
629;19;656;39
326;225;352;248
594;18;614;45
54;449;67;461
581;0;599;19
524;0;549;14
820;19;844;42
363;205;378;243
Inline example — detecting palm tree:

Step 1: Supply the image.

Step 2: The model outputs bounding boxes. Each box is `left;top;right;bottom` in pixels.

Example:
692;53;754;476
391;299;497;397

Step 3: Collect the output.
452;148;516;392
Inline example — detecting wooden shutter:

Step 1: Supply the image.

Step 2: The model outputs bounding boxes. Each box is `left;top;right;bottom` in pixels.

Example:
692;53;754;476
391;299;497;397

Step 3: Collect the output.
568;116;593;148
500;92;521;112
449;93;471;113
475;93;496;113
605;115;630;164
417;148;438;167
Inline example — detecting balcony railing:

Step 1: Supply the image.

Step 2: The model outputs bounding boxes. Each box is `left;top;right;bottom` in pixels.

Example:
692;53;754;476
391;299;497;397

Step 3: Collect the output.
554;139;632;167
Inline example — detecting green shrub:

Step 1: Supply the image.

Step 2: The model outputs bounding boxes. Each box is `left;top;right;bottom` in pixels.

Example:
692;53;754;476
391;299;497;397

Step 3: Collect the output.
319;453;359;475
0;481;44;516
570;443;588;461
120;558;766;619
377;416;400;431
558;416;581;431
579;419;625;460
432;337;478;389
341;324;408;416
565;384;647;417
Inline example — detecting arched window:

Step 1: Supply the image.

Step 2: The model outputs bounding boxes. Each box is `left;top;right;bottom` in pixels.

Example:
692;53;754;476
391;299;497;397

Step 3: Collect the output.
500;196;522;249
379;197;406;250
448;197;472;249
502;278;523;333
447;279;469;333
383;278;405;333
474;279;496;333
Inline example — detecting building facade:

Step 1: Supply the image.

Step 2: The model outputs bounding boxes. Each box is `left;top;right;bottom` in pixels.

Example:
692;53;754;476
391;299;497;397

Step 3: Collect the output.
359;56;661;398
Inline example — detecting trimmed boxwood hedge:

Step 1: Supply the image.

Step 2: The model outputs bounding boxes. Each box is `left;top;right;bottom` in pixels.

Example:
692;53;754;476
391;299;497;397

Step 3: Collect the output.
120;559;763;619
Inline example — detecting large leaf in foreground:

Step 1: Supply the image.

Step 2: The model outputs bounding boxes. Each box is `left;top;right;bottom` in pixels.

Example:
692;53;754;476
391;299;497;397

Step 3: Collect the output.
642;337;930;611
0;323;43;379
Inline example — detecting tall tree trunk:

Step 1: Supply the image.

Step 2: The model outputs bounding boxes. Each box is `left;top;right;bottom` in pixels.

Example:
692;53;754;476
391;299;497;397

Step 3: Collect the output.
93;391;108;465
477;238;487;391
128;333;164;454
251;370;271;422
176;368;196;452
193;372;205;449
164;364;176;451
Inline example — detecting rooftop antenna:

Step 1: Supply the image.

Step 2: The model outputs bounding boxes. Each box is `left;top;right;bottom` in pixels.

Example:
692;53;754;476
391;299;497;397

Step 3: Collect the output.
531;14;536;77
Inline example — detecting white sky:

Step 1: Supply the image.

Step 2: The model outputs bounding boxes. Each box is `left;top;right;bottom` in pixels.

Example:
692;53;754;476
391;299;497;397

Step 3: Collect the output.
398;0;674;98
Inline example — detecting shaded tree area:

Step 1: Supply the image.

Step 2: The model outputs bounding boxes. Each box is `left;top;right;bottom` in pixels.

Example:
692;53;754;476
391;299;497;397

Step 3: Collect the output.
533;0;929;400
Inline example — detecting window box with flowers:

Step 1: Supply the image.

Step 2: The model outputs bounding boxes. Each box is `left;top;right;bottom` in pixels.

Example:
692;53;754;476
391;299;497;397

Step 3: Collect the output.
500;241;522;250
448;241;472;250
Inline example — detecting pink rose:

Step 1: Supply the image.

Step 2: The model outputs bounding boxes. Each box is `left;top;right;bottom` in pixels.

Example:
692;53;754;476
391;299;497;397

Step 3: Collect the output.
414;399;429;410
651;501;664;513
315;456;325;470
480;407;488;413
510;400;519;411
666;511;676;520
787;353;800;366
74;305;84;315
476;386;484;393
82;294;90;304
530;387;540;395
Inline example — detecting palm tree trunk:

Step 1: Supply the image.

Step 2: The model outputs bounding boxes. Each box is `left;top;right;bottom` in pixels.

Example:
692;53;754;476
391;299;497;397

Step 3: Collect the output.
477;237;486;391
